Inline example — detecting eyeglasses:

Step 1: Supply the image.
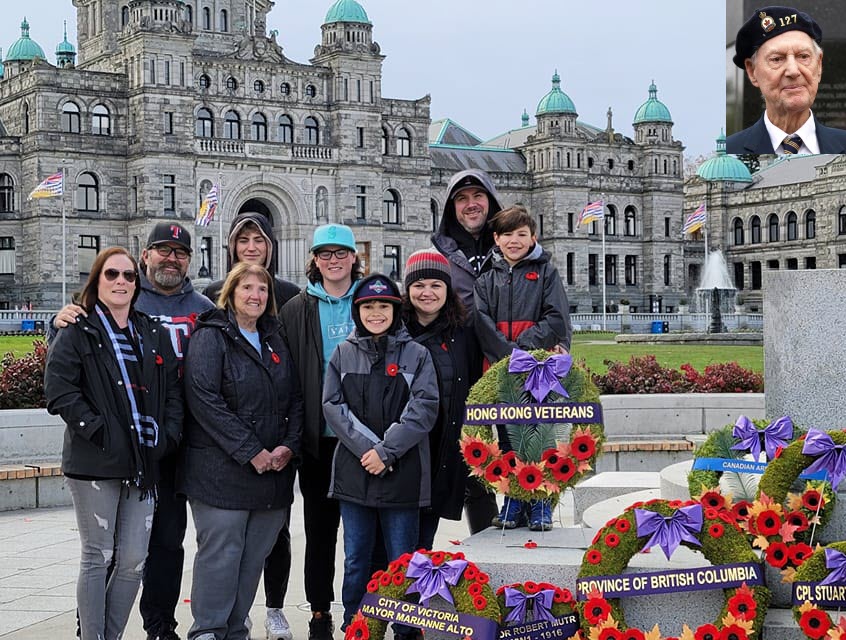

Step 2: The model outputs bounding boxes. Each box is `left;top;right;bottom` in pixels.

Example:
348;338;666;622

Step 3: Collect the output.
103;269;138;283
151;245;191;260
315;248;351;261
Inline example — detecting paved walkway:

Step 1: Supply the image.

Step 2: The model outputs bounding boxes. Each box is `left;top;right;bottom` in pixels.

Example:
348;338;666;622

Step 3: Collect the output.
0;488;470;639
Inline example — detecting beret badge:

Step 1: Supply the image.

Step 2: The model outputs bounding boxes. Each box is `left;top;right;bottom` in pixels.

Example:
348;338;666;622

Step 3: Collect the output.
760;11;775;33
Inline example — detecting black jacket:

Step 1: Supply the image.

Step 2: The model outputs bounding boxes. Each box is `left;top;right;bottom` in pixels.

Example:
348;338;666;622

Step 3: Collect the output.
405;315;477;520
726;115;846;154
45;310;183;482
179;308;303;510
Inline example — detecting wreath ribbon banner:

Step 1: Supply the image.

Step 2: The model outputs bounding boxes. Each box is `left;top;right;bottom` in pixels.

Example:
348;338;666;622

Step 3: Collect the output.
792;582;846;607
463;402;603;425
358;593;499;640
691;457;827;479
575;562;764;600
497;614;579;640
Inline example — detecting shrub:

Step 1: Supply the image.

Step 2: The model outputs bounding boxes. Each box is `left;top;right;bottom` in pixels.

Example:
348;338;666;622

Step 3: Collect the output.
686;361;763;393
0;340;47;409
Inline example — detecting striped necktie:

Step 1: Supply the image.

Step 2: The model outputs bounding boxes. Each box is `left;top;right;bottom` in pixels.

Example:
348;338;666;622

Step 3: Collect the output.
781;134;803;154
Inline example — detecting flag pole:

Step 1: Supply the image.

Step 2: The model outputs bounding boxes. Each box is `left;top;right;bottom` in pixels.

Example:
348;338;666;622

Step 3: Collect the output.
601;203;607;331
217;171;224;278
703;201;709;261
61;167;67;304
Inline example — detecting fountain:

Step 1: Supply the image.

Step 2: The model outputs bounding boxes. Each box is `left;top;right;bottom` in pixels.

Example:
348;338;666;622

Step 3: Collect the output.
692;250;736;331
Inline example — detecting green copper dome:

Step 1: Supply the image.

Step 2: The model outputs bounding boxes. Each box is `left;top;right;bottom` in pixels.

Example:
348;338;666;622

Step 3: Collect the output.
324;0;371;24
696;132;752;183
0;49;4;78
6;18;46;62
536;71;576;116
56;22;75;55
633;82;672;124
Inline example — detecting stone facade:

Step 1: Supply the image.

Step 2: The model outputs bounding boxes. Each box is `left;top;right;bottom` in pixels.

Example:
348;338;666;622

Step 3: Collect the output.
0;0;689;311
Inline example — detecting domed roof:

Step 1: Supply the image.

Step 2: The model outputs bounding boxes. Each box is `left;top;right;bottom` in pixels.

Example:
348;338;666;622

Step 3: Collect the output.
633;82;672;124
0;49;4;79
56;22;75;55
696;132;752;183
6;18;46;62
324;0;371;24
536;71;577;116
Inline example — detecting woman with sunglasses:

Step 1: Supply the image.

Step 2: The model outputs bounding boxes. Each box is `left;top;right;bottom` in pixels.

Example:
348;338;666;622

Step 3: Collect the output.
45;246;183;640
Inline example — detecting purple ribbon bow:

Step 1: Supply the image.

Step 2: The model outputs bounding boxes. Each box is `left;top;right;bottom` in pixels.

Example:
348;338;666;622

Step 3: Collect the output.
821;548;846;586
504;587;556;624
731;415;793;461
634;504;703;560
802;429;846;489
507;349;572;403
405;552;468;606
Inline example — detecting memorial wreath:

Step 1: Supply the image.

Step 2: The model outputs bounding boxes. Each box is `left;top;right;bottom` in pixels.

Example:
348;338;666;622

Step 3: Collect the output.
495;581;580;640
792;541;846;639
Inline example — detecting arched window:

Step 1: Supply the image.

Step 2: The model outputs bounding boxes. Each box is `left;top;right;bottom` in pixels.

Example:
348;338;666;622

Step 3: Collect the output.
396;127;411;156
225;76;238;91
605;204;617;236
0;174;14;213
23;103;29;134
62;102;81;133
624;206;637;236
805;209;816;239
733;217;744;245
91;104;111;136
383;189;400;224
121;5;130;27
253;80;265;94
202;7;211;30
224;111;240;139
750;216;761;244
278;115;293;143
431;198;439;232
305;84;317;98
304;116;319;145
381;127;389;155
786;211;798;241
76;172;99;212
768;213;779;242
195;108;213;137
280;82;291;95
251;113;267;141
185;5;192;25
219;9;228;31
839;206;846;235
198;74;210;89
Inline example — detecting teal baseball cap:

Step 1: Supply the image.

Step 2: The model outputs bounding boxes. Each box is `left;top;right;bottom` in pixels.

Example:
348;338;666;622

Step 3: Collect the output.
310;223;356;253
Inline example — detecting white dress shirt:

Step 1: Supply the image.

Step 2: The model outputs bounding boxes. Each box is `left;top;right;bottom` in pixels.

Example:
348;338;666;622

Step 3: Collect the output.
764;111;819;155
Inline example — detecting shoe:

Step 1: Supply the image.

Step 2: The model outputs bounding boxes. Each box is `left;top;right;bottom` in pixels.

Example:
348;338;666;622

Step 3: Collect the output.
147;627;181;640
266;608;293;640
308;612;334;640
246;615;253;637
492;498;527;529
528;499;553;531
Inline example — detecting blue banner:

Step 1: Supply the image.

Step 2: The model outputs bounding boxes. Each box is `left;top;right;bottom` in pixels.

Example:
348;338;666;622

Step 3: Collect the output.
691;457;826;480
464;403;602;425
359;593;499;640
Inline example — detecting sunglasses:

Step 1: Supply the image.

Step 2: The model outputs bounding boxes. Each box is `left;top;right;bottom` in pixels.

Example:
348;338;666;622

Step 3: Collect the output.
103;268;138;283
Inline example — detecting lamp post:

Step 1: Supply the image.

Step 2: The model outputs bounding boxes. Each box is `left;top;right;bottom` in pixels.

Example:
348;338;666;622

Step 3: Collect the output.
198;239;209;278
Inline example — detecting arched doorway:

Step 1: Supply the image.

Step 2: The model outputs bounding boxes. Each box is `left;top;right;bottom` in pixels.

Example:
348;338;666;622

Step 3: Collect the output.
238;199;278;275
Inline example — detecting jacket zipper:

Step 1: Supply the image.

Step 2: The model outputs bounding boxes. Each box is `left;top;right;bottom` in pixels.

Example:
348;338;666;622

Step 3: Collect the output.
507;265;514;342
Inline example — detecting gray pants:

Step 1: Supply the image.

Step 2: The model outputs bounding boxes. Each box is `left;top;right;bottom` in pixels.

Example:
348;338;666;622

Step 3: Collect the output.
67;477;155;640
188;499;288;640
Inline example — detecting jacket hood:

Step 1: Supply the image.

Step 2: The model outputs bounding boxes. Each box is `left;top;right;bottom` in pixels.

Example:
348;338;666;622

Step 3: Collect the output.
306;280;358;302
227;211;274;270
351;274;403;337
436;169;503;241
490;242;548;269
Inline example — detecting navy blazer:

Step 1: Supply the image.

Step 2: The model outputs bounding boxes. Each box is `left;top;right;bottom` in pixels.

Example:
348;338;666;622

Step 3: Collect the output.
726;115;846;154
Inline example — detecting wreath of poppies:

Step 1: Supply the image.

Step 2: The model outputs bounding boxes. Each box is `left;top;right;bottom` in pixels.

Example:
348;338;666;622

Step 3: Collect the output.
576;499;770;639
495;581;578;631
461;349;604;503
792;541;846;639
345;549;500;640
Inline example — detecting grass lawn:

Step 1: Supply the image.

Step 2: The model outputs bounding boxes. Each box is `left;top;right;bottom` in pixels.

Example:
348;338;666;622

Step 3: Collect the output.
571;332;763;375
0;335;46;358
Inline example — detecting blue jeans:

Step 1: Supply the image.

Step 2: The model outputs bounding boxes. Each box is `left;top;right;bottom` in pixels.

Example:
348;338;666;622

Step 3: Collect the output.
339;501;419;627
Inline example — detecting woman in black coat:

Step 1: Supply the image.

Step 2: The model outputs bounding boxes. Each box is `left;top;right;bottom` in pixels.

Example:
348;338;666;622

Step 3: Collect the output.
401;249;479;549
180;262;303;640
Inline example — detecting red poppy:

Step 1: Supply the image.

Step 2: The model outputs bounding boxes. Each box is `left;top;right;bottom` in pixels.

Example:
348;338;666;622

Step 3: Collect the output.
524;581;540;594
366;579;379;593
719;625;748;640
371;570;383;580
517;464;544;490
386;363;399;377
598;629;623;640
731;501;751;521
708;523;724;539
463;565;478;581
462;440;489;467
155;354;164;365
346;614;370;640
591;530;602;545
484;460;509;482
789;542;813;565
583;597;611;624
468;582;483;596
550;457;575;483
538;582;555;591
615;519;631;533
571;435;596;461
496;586;506;596
799;608;831;639
587;549;602;564
451;551;465;560
523;540;538;549
786;511;809;532
271;352;281;364
727;591;756;621
699;491;725;510
431;551;445;565
392;572;405;586
621;630;645;640
525;272;539;281
476;572;489;584
472;595;488;611
765;542;789;568
803;489;823;511
541;449;560;467
704;508;719;520
502;451;518;470
755;509;781;536
604;533;620;548
694;625;720;640
440;342;448;351
379;573;392;586
668;500;684;508
554;589;574;604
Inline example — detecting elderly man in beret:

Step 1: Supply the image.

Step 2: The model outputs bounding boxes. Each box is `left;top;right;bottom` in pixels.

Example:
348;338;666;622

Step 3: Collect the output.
727;6;846;155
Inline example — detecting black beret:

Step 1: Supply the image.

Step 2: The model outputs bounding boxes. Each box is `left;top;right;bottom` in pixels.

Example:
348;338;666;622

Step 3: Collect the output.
733;6;822;69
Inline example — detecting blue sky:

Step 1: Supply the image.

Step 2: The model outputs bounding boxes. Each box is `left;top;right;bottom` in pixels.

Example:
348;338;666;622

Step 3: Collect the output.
1;0;724;158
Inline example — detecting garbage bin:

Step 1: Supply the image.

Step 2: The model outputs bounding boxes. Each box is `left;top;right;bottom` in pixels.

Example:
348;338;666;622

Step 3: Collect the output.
34;320;45;333
651;321;663;334
662;321;669;334
21;319;35;331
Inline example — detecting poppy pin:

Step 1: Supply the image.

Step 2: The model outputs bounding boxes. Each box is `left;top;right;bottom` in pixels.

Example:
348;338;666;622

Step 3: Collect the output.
525;272;539;281
271;352;281;364
155;354;163;365
441;342;448;351
386;363;399;377
524;540;538;549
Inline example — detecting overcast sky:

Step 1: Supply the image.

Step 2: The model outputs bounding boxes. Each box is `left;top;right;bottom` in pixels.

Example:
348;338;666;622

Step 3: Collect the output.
1;0;725;158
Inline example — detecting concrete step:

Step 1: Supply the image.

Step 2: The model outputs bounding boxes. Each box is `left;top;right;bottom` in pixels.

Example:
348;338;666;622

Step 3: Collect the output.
659;459;693;501
0;463;69;511
573;472;660;522
597;440;694;473
581;488;660;529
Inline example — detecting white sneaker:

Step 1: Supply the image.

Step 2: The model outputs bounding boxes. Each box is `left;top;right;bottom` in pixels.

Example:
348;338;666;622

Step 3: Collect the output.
245;615;253;637
265;608;293;640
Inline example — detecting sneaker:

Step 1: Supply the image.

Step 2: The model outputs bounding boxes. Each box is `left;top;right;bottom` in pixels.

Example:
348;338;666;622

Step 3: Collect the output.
528;499;553;531
246;615;253;637
147;627;181;640
492;498;527;529
266;608;293;640
308;612;334;640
